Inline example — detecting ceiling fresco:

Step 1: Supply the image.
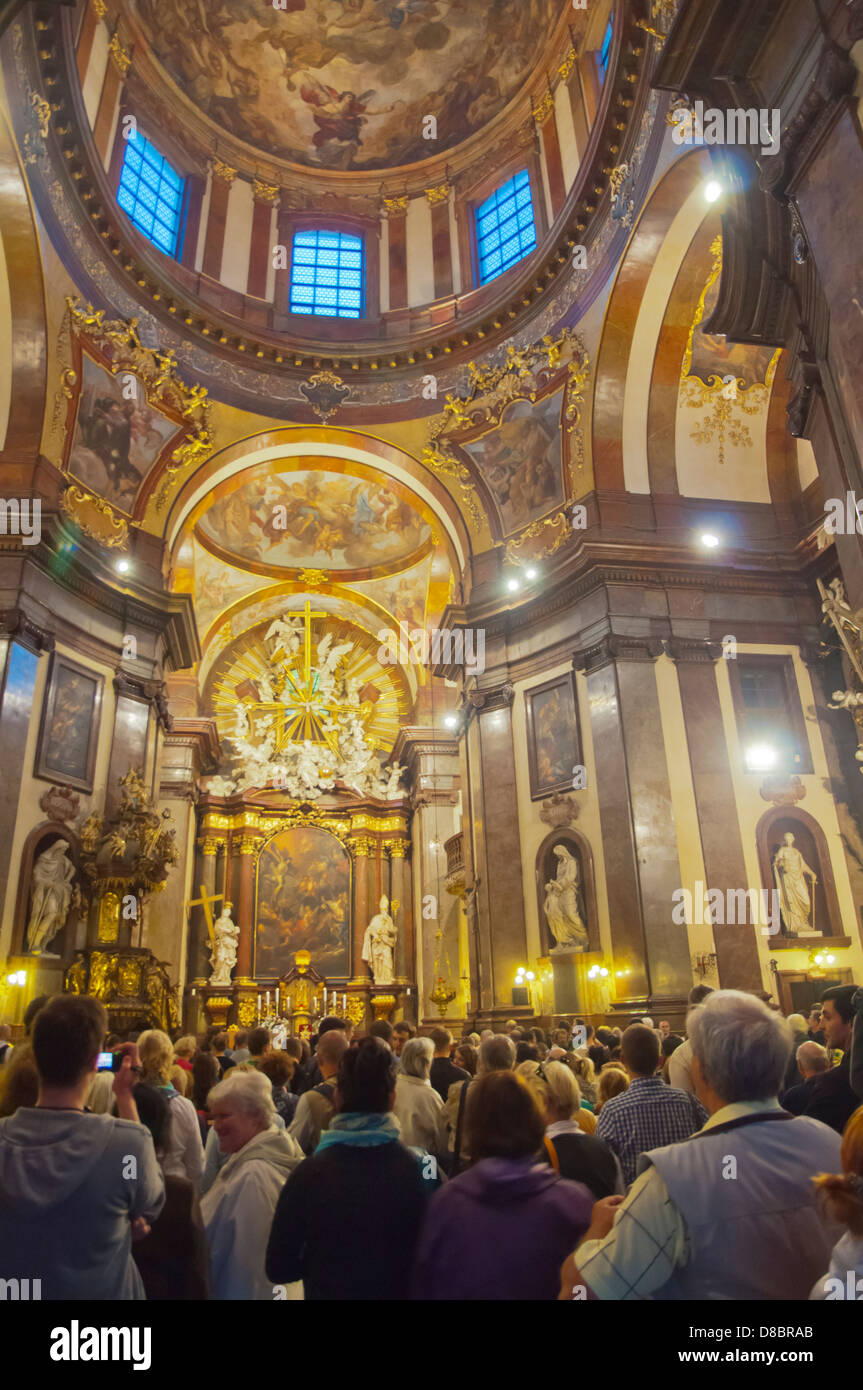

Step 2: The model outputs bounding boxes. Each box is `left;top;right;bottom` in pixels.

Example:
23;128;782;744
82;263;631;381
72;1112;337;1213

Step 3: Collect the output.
194;462;433;577
132;0;565;170
460;391;565;535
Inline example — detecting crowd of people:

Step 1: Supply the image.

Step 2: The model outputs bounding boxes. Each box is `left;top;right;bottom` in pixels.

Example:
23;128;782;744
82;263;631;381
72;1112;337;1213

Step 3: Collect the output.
0;983;862;1300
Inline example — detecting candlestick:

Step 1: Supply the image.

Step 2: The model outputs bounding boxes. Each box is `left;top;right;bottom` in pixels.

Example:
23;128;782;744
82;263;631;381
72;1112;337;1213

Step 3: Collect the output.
342;993;346;1014
323;987;327;1011
266;989;271;1014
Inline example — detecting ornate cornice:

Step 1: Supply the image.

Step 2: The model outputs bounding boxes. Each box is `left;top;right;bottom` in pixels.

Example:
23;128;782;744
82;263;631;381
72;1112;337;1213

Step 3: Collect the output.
113;671;172;730
0;607;55;653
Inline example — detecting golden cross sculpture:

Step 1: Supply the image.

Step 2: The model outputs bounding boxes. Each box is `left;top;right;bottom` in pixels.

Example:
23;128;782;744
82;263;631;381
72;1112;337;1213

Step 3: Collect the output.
189;885;223;943
253;599;335;755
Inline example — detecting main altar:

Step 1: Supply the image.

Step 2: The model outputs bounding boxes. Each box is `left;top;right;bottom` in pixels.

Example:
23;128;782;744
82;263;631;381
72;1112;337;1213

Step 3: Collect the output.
182;601;416;1032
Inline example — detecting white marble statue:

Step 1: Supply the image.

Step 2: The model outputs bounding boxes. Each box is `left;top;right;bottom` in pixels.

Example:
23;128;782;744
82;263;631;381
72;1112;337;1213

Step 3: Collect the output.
544;845;589;951
773;832;818;936
209;902;240;986
362;894;397;985
27;840;75;954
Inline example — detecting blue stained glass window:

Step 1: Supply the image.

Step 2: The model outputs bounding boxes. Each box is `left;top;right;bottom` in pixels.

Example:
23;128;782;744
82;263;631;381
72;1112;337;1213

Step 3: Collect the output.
117;131;185;258
599;16;613;77
289;230;365;318
475;170;537;285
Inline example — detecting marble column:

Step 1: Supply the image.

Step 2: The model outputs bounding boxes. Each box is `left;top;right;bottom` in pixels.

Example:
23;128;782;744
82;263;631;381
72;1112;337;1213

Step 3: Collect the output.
668;640;762;990
387;841;413;983
0;624;47;933
350;837;372;982
234;837;258;981
464;682;529;1012
155;717;220;991
575;639;692;1009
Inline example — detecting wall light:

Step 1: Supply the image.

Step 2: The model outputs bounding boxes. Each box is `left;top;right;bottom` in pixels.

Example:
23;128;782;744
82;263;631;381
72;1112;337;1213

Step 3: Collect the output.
745;744;778;772
116;559;130;574
704;180;722;203
699;532;720;549
507;577;520;593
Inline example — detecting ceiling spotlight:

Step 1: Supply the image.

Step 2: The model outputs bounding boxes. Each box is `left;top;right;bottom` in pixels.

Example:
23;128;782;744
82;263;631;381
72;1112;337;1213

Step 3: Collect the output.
704;180;722;203
525;567;538;580
507;577;520;593
745;744;778;772
443;714;458;729
699;532;720;549
116;558;130;574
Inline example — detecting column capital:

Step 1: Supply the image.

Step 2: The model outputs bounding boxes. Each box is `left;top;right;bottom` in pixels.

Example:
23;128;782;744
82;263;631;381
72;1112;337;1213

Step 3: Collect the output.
467;680;515;712
532;89;555;126
573;636;663;673
252;178;280;206
212;159;237;185
664;638;723;664
381;193;409;217
425;182;451;206
108;31;132;77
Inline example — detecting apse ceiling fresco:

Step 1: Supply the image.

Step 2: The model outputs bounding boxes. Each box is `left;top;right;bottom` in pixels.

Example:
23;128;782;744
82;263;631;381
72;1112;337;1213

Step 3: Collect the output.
132;0;565;170
194;461;433;577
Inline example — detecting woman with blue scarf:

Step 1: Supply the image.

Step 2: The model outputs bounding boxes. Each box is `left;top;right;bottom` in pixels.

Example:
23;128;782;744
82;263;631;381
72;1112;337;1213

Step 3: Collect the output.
266;1037;429;1300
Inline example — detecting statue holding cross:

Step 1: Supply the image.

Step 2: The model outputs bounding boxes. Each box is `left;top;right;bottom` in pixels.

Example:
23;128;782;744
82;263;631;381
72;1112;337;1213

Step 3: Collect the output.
209;900;240;987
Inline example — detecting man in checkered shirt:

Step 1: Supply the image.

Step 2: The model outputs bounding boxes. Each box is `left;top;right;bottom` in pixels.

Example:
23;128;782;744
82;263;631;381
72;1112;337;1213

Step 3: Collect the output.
596;1025;707;1187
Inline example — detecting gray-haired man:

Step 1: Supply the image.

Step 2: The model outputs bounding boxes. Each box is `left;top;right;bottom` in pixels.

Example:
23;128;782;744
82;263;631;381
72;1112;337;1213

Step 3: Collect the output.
560;990;842;1300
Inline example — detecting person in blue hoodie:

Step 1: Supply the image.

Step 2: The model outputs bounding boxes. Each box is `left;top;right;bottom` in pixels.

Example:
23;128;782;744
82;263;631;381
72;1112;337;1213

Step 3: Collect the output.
0;994;164;1300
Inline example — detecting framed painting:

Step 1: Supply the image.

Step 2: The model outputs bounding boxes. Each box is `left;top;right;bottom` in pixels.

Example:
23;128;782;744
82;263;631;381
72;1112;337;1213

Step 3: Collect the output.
525;672;581;800
35;654;103;792
255;825;350;979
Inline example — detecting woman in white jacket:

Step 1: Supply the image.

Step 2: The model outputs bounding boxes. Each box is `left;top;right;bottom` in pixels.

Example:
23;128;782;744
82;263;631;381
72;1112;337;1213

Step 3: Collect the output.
393;1036;443;1157
201;1069;304;1299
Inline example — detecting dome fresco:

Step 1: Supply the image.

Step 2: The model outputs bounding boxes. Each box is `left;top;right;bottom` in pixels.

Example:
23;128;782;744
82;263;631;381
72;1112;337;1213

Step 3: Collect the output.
132;0;566;170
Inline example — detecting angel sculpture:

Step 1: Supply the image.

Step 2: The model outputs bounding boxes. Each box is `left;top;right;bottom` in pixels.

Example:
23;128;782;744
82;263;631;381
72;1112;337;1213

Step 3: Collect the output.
828;690;863;711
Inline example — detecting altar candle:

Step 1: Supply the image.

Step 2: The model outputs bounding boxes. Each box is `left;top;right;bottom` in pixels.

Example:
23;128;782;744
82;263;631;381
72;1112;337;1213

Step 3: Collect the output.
266;990;271;1014
257;993;262;1020
342;993;346;1014
323;987;327;1011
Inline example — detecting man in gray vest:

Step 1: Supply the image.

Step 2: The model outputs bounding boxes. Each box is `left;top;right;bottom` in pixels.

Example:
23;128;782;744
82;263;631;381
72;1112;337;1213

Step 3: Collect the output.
559;989;842;1300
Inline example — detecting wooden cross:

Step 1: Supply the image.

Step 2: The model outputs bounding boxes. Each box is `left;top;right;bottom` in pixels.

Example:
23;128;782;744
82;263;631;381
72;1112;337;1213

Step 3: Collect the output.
189;885;223;943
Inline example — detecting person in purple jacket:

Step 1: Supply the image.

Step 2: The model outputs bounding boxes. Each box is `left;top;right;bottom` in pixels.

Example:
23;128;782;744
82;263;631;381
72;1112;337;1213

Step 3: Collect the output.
412;1070;593;1300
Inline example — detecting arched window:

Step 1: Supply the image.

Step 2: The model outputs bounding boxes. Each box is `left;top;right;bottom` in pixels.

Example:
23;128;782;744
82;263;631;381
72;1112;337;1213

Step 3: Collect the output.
475;169;537;285
117;130;186;257
290;230;364;318
599;16;614;79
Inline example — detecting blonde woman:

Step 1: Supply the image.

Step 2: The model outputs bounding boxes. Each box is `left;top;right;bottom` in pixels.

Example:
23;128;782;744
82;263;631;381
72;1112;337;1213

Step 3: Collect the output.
811;1105;863;1298
595;1064;629;1113
172;1034;197;1097
519;1059;623;1199
563;1052;597;1109
516;1060;597;1134
138;1029;205;1186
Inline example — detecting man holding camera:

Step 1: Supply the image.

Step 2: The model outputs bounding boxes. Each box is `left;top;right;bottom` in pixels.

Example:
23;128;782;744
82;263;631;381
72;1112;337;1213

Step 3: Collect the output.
0;994;164;1299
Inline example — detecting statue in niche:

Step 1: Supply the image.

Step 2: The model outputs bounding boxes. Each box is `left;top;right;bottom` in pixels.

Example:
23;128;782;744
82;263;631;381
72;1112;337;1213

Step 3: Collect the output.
772;832;819;936
362;895;397;985
209;901;240;986
27;840;76;955
544;844;589;951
